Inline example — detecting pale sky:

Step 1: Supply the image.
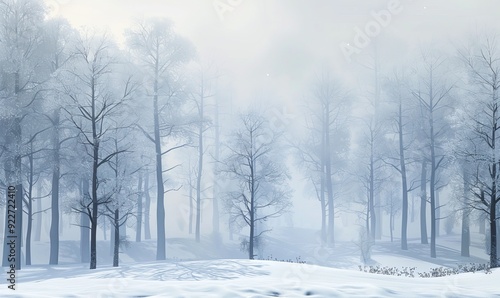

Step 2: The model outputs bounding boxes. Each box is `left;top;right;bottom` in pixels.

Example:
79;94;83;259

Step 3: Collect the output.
43;0;500;229
46;0;500;106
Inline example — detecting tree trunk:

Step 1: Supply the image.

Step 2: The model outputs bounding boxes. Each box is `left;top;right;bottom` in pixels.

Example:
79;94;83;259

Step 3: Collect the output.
390;210;394;243
461;205;470;257
34;183;42;242
195;86;205;243
369;143;376;241
80;179;90;263
49;109;61;265
113;209;120;267
90;148;99;269
136;173;143;242
189;182;193;234
212;95;220;239
154;66;166;261
420;159;428;244
2;116;23;271
399;101;408;250
320;179;327;244
25;150;34;266
460;166;470;257
324;104;334;246
249;161;256;260
489;194;498;267
144;172;151;240
436;190;440;237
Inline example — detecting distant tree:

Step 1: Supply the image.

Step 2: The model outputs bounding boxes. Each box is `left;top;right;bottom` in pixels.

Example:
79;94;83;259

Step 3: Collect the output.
411;50;453;258
383;71;418;250
304;72;350;247
187;64;216;243
126;18;194;260
222;111;291;259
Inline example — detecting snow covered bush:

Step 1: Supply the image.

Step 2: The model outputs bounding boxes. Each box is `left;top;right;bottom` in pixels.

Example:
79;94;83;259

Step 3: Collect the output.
360;263;492;278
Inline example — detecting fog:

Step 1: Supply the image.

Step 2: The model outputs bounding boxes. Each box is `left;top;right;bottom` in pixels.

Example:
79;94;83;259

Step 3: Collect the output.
1;0;500;295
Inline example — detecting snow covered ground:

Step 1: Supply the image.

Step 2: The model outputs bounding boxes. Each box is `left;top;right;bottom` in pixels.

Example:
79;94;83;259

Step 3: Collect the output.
2;259;499;297
1;228;499;297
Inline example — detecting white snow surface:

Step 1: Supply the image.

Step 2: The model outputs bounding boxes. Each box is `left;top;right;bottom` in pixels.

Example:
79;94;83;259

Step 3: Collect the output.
1;259;499;297
2;228;500;297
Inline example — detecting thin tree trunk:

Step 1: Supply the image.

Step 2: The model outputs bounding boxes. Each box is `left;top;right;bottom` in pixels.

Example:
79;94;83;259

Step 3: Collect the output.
110;218;114;256
113;209;120;267
49;109;61;265
461;166;470;257
436;190;440;237
369;140;376;241
249;161;255;260
195;95;203;243
144;172;151;240
80;179;90;263
189;182;193;234
34;183;42;242
25;150;34;266
324;104;334;246
398;101;408;250
420;159;428;244
390;210;394;243
154;63;166;260
212;95;220;239
136;172;143;242
2;115;24;270
320;179;327;244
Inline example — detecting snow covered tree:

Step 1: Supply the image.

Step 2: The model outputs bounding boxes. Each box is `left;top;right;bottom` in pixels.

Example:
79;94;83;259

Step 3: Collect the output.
126;18;194;260
457;34;500;267
0;0;47;269
222;111;291;259
383;71;419;250
64;32;136;269
411;50;453;258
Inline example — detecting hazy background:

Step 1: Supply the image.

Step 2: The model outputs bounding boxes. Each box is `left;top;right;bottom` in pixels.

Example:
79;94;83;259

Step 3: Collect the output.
41;0;500;237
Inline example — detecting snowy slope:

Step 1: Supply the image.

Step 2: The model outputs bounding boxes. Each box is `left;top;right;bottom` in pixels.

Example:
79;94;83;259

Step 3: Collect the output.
1;259;499;297
1;227;499;297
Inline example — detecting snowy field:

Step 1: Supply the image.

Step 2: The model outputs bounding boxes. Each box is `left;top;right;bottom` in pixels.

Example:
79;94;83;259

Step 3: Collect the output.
1;227;499;297
2;259;500;297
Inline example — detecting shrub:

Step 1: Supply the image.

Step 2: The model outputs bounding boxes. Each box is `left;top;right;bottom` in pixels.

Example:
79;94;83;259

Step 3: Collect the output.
359;263;492;278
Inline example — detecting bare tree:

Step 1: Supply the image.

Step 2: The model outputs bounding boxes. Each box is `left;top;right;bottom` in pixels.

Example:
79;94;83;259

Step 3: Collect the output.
0;0;47;269
65;32;135;269
457;35;500;267
383;71;418;250
412;50;453;258
308;72;350;246
126;18;194;260
222;111;291;259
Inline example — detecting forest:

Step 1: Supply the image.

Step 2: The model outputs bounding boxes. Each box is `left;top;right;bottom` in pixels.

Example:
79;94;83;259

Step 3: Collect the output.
0;2;499;291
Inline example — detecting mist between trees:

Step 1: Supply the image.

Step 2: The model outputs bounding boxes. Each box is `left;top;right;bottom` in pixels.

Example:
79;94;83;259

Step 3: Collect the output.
0;0;499;271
